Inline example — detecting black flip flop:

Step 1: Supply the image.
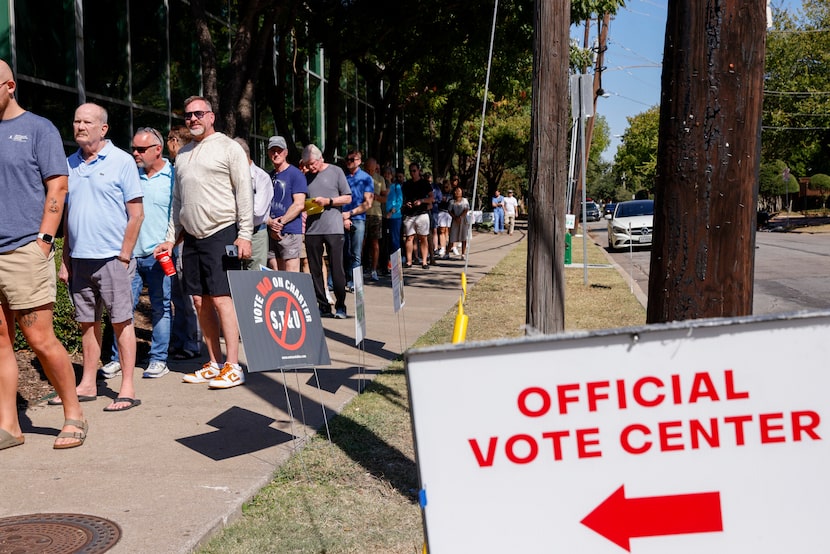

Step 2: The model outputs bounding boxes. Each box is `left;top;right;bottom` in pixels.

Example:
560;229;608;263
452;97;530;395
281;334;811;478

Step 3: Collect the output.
103;398;142;412
48;395;97;406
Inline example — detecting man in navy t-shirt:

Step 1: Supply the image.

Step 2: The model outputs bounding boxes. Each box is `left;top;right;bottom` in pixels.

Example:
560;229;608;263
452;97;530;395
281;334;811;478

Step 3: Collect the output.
267;136;308;272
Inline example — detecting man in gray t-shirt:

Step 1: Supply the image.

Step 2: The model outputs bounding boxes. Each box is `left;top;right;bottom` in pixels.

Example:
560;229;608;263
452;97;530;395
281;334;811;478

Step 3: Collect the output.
302;144;352;318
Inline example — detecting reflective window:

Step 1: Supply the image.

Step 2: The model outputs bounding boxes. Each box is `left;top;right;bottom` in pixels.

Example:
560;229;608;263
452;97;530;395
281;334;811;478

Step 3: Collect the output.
84;1;129;99
130;0;168;111
14;0;77;86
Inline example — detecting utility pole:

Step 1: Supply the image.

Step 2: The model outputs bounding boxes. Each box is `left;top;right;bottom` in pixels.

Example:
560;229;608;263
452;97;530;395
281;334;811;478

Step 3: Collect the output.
526;0;569;333
647;0;766;322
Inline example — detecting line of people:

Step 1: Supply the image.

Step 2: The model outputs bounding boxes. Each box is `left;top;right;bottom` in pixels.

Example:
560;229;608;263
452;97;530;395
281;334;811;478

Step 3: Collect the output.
1;56;476;451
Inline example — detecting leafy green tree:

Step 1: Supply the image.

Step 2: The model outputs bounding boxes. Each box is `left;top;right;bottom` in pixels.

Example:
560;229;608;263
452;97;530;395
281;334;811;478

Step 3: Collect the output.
759;160;800;210
808;173;830;209
613;105;659;193
763;0;830;176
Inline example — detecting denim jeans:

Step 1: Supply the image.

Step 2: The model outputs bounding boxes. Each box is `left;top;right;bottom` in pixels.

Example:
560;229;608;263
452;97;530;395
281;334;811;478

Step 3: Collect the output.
493;207;505;233
344;218;366;283
170;246;200;353
111;254;172;363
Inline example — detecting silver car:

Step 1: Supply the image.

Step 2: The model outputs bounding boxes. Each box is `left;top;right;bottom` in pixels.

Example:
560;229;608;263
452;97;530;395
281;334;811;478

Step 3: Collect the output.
606;199;654;251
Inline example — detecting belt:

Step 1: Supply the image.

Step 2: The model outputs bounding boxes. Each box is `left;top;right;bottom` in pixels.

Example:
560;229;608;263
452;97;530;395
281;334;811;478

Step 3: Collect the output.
254;223;267;232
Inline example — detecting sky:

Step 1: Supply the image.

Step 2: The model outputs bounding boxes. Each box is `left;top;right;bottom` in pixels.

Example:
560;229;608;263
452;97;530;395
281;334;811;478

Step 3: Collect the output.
578;0;803;162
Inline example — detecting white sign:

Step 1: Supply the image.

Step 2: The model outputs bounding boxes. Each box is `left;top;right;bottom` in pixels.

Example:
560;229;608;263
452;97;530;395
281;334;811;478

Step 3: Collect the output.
406;312;830;553
353;267;365;345
390;249;405;313
566;213;576;230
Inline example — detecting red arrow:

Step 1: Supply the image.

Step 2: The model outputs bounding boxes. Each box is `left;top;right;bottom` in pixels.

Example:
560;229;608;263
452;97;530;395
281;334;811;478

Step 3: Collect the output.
581;485;723;551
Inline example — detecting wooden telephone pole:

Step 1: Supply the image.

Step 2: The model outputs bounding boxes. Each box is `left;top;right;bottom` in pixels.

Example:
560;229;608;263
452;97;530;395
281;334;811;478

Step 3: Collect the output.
526;0;570;333
647;0;766;322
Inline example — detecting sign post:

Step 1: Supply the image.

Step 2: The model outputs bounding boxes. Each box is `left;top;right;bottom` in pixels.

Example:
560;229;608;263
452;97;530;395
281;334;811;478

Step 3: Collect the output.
406;311;830;553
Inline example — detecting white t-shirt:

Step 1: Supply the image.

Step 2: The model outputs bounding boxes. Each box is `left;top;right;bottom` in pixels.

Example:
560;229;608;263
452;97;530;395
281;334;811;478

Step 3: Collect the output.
503;195;518;216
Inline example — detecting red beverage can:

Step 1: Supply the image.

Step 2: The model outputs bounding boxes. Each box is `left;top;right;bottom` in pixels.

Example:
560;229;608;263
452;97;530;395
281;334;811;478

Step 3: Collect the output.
155;251;177;277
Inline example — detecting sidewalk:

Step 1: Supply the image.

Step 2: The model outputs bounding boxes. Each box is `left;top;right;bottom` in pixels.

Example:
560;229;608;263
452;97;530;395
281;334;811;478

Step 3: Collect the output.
2;227;526;553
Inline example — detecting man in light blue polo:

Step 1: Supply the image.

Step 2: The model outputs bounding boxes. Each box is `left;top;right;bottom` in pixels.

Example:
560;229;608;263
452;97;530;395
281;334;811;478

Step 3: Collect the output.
60;103;145;413
102;127;173;380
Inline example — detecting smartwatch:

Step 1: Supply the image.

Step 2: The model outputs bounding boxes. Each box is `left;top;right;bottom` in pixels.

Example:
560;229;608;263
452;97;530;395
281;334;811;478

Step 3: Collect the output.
38;233;55;245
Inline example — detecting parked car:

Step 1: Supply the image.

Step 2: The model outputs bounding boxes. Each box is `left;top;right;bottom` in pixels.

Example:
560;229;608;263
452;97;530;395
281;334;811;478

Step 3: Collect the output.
580;201;601;222
606;199;654;251
603;203;616;218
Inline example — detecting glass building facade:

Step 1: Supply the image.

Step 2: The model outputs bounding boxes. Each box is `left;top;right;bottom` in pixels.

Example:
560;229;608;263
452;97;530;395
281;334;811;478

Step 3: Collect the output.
0;0;378;165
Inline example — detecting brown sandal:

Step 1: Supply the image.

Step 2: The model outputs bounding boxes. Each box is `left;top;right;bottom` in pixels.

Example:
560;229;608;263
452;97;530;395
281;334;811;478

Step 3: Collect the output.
54;419;88;450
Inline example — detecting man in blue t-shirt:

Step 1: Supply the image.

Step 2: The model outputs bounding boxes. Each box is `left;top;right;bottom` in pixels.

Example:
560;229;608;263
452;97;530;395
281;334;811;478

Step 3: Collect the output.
342;149;374;291
0;59;88;450
267;135;308;272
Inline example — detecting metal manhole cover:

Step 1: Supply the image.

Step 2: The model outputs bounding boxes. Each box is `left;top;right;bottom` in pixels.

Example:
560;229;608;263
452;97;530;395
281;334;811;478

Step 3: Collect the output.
0;513;120;554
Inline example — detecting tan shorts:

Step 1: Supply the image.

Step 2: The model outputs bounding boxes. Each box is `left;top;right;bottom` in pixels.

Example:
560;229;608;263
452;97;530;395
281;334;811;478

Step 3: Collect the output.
403;213;430;237
0;241;57;310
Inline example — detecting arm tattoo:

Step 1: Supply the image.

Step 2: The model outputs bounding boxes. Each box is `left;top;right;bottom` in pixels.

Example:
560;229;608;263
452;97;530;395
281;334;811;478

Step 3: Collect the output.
18;309;38;329
48;197;59;214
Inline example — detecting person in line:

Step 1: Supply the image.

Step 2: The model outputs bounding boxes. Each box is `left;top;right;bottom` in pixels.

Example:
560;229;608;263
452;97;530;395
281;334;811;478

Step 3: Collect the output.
60;103;145;413
363;157;387;281
426;172;442;264
401;163;433;269
384;168;404;264
0;59;87;449
166;126;201;360
434;179;453;259
449;185;471;258
155;96;253;389
103;127;174;380
503;188;519;235
491;189;505;234
302;144;351;319
233;137;273;270
266;135;307;272
341;149;374;291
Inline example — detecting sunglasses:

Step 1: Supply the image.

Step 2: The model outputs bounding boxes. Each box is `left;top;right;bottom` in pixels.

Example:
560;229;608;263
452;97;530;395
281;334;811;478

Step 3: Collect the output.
184;110;210;120
347;157;359;162
132;144;159;153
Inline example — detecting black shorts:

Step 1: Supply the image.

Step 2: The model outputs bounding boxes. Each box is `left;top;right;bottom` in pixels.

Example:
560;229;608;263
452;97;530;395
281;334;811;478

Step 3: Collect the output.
181;224;241;297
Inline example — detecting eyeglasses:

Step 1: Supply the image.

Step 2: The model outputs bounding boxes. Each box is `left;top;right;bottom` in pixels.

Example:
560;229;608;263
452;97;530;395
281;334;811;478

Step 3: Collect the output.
132;144;159;153
346;157;359;162
184;110;210;120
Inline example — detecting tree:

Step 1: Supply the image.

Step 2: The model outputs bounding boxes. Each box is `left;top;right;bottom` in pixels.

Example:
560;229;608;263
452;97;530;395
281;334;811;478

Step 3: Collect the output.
763;0;830;176
647;0;766;323
758;160;800;210
526;0;570;334
613;106;659;195
809;173;830;210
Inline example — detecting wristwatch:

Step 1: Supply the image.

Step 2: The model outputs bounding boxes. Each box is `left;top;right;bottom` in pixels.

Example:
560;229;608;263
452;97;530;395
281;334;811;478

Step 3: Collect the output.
37;233;55;245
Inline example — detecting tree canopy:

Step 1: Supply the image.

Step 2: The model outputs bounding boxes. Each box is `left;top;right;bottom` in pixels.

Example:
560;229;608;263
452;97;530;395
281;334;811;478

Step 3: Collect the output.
612;105;659;195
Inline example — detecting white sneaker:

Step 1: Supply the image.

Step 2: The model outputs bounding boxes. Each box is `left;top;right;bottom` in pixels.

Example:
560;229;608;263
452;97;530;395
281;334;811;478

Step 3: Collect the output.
143;361;170;379
451;246;460;256
437;247;446;257
182;362;221;384
98;361;122;379
208;363;246;389
370;270;379;281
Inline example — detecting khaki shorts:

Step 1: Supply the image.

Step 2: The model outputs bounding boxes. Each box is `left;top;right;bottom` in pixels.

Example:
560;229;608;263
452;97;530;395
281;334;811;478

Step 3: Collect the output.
403;213;430;236
271;233;303;261
0;241;57;310
71;257;137;324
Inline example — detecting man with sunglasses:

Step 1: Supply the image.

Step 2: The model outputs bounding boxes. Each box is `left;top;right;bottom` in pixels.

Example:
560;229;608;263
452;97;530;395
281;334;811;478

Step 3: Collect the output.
155;96;252;389
342;150;374;291
103;128;173;380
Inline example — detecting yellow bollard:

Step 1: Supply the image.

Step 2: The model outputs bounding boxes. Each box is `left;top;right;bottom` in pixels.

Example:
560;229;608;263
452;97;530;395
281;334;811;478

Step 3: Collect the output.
452;297;468;344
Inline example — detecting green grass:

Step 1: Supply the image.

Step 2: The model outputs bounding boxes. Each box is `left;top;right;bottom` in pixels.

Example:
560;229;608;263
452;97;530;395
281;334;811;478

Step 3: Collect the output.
197;237;645;554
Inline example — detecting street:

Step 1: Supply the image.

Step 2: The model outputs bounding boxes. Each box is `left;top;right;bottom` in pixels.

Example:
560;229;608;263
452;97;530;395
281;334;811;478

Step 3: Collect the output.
585;220;830;315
